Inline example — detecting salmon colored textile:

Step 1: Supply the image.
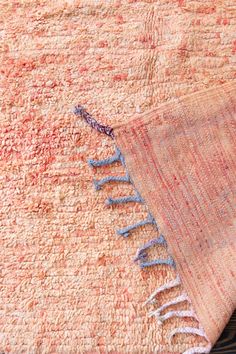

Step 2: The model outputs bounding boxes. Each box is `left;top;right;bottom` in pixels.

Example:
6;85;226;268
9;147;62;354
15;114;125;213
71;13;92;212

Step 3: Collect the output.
114;81;236;347
1;0;236;353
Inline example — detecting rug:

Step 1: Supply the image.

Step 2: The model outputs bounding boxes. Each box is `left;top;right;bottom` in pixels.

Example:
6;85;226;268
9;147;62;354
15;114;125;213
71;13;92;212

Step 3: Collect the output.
0;1;235;353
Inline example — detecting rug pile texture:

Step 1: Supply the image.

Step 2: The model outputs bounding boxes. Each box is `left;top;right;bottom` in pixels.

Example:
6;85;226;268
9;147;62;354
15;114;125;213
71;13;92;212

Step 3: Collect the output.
0;1;235;353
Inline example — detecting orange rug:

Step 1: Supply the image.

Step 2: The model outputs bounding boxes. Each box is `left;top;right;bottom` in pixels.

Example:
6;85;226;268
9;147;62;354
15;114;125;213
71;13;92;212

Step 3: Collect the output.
1;1;235;353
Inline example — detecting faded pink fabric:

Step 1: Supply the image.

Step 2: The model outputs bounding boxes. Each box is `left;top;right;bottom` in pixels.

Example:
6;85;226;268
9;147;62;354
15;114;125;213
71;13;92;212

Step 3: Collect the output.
114;81;236;348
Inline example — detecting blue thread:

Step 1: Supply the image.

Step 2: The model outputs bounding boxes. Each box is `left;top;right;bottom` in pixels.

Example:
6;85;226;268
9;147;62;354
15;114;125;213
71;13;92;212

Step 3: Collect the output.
140;257;175;269
119;152;126;167
140;234;166;250
134;235;167;262
136;252;147;260
93;173;131;190
88;147;121;168
106;191;143;205
117;213;155;237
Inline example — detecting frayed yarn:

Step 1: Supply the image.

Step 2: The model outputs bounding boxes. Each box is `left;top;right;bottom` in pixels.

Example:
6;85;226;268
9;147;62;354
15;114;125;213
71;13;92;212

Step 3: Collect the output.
169;326;208;343
134;235;167;262
117;213;156;237
183;345;211;354
88;147;121;167
140;256;175;269
93;173;131;190
144;276;181;306
157;310;196;325
148;294;189;317
106;191;143;205
74;105;114;139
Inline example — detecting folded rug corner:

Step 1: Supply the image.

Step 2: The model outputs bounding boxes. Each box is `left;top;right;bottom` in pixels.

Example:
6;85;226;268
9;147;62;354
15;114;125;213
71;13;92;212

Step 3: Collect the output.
113;81;236;347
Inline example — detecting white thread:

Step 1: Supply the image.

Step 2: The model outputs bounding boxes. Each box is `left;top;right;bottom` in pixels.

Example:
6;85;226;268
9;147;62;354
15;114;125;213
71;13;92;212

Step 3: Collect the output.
157;310;196;325
169;326;207;343
144;275;181;306
183;344;211;354
149;294;188;317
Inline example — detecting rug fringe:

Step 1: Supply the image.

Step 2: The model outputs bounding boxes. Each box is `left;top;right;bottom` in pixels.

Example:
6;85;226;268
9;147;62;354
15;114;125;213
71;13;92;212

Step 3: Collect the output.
134;235;167;262
169;326;208;343
140;256;175;269
74;105;114;139
93;173;130;190
75;106;211;354
157;310;196;324
183;345;211;354
106;191;143;205
88;147;121;167
116;212;156;237
143;276;181;306
148;294;189;317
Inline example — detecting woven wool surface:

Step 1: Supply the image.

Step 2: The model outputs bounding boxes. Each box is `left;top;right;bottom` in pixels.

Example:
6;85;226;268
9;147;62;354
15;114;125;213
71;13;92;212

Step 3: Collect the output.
0;1;235;353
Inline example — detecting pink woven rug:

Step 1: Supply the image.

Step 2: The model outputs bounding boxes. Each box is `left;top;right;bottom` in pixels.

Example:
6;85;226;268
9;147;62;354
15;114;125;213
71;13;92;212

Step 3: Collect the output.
1;1;235;353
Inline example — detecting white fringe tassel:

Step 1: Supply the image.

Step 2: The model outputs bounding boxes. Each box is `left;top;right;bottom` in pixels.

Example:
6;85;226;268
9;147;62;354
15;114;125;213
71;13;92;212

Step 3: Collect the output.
157;310;196;324
183;344;211;354
144;275;181;306
169;326;208;343
149;294;188;317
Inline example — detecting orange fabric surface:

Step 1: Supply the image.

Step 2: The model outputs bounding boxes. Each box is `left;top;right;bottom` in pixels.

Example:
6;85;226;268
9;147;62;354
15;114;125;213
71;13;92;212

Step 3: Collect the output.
0;1;235;353
114;81;236;347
